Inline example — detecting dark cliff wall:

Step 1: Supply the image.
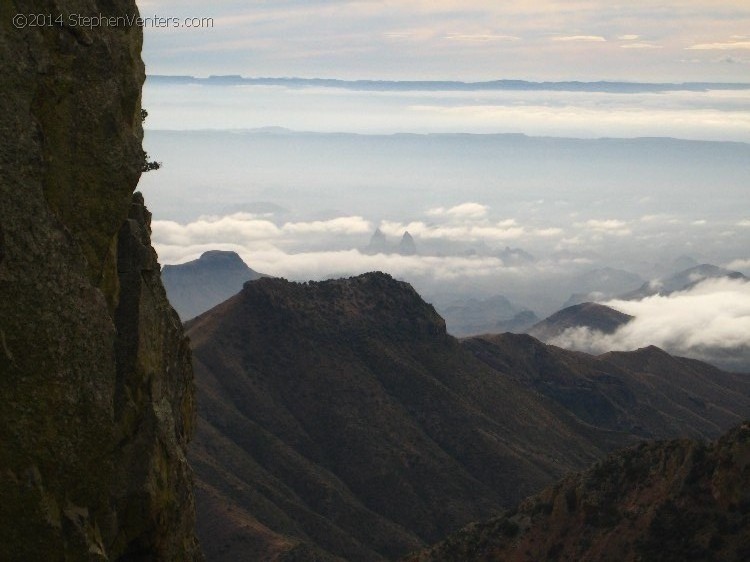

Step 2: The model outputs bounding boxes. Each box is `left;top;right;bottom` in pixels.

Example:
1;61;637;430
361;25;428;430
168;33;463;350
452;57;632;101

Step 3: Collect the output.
0;1;200;560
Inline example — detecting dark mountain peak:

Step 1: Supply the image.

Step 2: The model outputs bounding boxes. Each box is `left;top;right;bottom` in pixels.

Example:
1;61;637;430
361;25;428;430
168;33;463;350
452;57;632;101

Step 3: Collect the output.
365;229;418;256
366;227;389;254
262;272;446;339
528;302;633;342
399;231;418;255
227;271;446;341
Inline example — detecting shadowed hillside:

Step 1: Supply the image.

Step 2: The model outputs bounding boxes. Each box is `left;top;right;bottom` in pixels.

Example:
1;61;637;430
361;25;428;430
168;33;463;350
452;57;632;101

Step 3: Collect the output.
407;422;750;561
464;334;750;439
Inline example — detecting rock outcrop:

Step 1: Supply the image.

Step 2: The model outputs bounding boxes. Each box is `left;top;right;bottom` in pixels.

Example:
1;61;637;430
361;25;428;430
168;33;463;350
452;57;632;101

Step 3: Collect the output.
0;1;200;559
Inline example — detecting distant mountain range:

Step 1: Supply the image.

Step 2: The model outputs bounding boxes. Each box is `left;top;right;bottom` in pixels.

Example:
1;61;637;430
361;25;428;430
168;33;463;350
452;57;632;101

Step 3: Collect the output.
408;422;750;561
620;263;747;301
185;272;750;561
437;295;538;337
148;75;750;94
561;267;644;309
162;251;266;320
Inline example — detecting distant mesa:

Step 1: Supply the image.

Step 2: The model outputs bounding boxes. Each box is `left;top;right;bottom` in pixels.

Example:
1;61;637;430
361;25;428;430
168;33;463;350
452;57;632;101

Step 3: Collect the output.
162;250;267;321
365;228;419;255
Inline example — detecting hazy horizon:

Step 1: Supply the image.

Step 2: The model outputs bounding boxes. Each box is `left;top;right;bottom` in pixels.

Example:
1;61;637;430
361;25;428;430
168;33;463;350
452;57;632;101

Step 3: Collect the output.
137;1;750;366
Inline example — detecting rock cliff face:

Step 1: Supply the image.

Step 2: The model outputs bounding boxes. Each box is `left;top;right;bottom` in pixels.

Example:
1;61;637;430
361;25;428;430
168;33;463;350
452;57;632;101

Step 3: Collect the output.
0;1;200;560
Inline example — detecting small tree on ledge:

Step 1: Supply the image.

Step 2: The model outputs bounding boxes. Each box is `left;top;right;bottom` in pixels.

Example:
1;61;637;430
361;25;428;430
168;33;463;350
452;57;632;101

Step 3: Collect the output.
140;109;161;173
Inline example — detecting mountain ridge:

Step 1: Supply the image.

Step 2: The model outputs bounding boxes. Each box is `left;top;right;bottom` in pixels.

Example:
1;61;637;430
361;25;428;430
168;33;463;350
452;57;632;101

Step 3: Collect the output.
186;272;750;560
148;75;750;93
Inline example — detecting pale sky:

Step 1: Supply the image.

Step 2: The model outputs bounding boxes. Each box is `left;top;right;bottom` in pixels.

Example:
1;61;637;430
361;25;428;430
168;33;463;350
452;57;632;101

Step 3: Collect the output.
138;0;750;81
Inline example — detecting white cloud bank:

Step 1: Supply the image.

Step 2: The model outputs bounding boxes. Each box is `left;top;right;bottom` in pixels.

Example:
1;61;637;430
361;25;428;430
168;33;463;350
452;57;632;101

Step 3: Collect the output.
152;213;372;246
549;278;750;368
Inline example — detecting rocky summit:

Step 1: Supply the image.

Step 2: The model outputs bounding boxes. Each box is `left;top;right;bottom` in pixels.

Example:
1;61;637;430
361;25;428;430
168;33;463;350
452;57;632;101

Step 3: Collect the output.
0;1;200;559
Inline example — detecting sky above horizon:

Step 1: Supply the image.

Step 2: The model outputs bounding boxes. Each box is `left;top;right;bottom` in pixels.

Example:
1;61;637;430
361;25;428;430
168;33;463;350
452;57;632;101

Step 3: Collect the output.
138;0;750;82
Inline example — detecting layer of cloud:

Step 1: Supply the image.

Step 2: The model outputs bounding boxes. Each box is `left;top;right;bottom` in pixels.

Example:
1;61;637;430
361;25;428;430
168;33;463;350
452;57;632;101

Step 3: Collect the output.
153;213;371;246
551;35;606;43
379;219;525;242
426;202;489;220
156;243;512;282
142;83;750;142
726;258;750;270
687;40;750;50
577;219;632;237
621;42;662;50
548;278;750;366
